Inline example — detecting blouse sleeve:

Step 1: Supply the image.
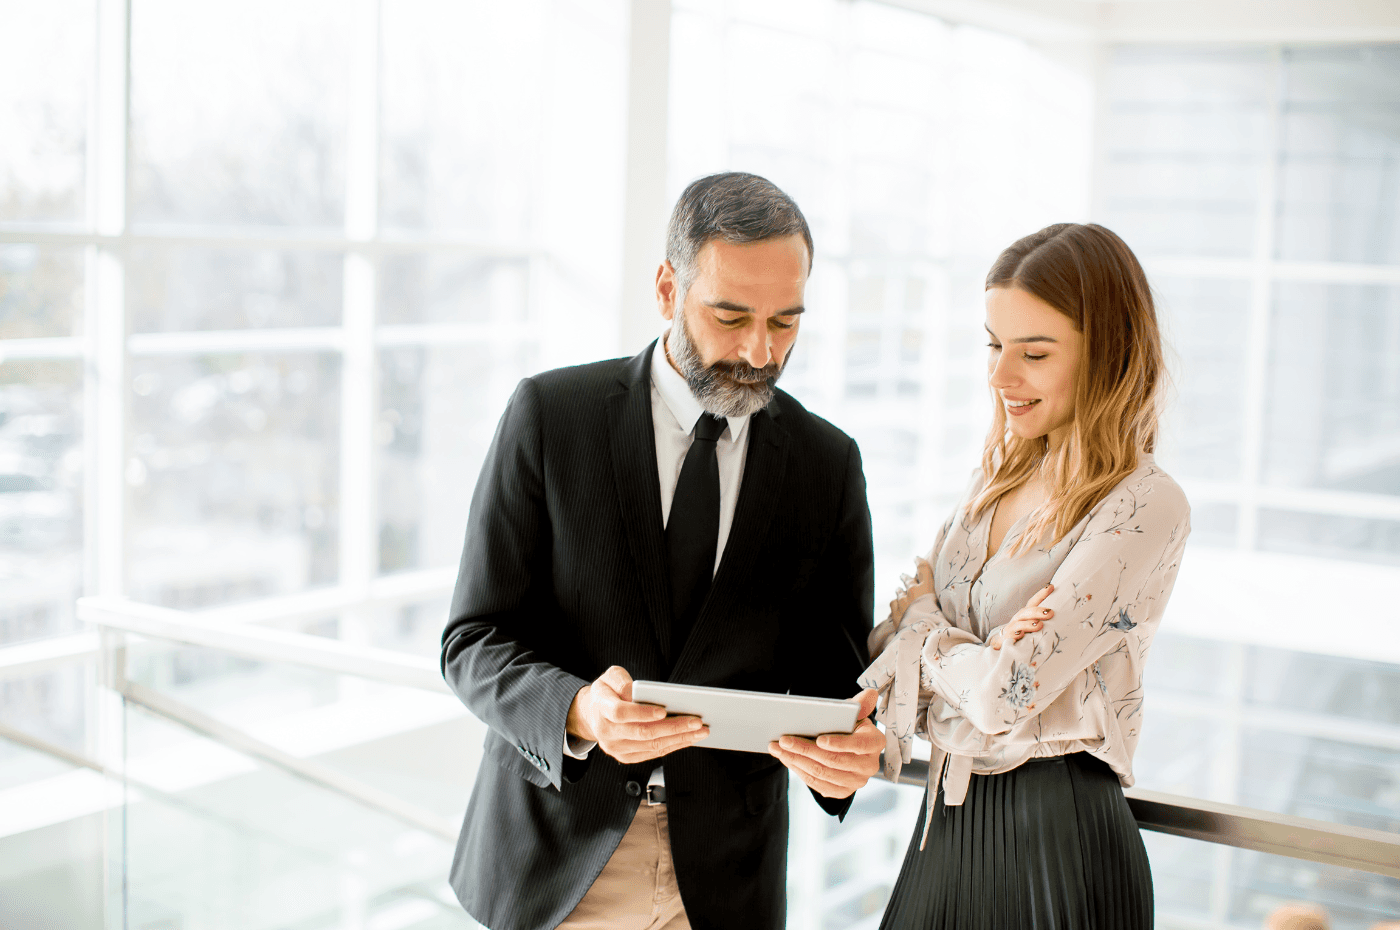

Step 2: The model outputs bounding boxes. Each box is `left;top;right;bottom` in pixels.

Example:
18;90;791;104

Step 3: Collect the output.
920;471;1190;739
857;513;971;780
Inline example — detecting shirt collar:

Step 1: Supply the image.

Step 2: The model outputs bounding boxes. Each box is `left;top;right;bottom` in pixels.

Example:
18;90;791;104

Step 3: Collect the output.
651;335;752;443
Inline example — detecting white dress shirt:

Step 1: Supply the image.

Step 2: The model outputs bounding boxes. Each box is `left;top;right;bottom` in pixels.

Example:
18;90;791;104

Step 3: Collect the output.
564;336;755;764
649;334;753;565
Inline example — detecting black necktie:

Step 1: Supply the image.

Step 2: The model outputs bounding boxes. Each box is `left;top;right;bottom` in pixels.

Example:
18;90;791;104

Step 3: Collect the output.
666;413;727;654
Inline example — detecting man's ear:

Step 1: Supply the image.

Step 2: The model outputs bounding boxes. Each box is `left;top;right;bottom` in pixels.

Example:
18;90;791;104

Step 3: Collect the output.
656;261;678;322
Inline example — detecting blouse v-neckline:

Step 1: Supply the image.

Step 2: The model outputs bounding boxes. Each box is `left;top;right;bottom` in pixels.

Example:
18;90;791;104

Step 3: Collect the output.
978;500;1031;578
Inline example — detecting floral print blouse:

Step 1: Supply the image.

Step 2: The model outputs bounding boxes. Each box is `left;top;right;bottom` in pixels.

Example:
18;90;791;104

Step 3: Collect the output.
859;456;1190;842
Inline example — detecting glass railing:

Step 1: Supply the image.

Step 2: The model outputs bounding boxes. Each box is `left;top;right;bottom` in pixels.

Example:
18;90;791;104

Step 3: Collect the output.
24;591;1393;930
73;585;477;930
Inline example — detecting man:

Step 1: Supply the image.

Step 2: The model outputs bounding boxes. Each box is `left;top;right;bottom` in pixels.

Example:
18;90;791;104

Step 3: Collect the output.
442;172;882;930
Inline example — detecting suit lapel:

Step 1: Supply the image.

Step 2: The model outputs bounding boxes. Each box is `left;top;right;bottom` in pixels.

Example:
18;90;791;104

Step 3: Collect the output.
606;342;674;662
670;401;790;681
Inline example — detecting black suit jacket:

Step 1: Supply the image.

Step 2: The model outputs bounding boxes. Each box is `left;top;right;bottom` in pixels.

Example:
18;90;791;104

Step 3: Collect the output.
441;342;874;930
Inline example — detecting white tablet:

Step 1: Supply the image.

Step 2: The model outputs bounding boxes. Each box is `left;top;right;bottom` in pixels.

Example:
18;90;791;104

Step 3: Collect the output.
630;681;859;754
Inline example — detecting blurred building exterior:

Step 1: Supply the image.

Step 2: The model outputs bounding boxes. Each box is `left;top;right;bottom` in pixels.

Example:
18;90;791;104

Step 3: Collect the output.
0;1;1396;928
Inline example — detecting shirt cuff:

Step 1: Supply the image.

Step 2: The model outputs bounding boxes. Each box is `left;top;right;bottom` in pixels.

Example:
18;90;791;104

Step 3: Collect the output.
563;732;596;759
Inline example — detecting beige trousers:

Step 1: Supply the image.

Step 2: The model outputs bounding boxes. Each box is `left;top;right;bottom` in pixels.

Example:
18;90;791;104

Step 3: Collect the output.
556;802;692;930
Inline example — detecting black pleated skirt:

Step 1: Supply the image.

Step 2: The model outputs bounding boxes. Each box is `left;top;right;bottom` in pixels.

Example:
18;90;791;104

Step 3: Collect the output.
879;753;1153;930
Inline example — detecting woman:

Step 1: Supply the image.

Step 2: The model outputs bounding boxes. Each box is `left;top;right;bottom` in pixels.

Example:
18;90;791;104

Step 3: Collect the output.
861;223;1190;929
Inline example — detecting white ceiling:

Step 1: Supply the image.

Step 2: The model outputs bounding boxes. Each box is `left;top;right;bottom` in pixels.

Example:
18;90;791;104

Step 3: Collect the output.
878;0;1400;45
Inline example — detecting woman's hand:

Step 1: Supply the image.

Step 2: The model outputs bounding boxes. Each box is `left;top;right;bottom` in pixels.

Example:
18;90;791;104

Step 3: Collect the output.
991;583;1054;650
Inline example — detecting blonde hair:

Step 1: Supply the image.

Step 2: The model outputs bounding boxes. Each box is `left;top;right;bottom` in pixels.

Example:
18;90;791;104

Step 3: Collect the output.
1264;903;1330;930
970;223;1163;553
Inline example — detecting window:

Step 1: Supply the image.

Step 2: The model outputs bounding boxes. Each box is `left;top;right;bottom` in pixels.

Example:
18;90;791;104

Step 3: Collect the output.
0;1;626;924
1095;43;1400;928
2;2;1396;928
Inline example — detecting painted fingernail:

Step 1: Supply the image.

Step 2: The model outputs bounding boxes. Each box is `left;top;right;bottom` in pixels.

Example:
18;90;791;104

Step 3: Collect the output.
1042;609;1050;615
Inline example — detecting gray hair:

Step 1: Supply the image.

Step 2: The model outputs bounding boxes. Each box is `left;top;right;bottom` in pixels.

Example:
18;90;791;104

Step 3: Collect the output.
665;172;814;297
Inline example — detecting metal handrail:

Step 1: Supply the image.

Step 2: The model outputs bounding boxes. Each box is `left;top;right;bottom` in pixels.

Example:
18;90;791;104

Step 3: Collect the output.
78;595;451;694
78;594;1400;880
75;590;461;842
0;632;101;680
4;571;456;682
894;760;1400;880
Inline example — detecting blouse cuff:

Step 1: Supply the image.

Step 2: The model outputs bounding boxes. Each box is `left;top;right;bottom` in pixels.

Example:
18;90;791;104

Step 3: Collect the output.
858;618;935;783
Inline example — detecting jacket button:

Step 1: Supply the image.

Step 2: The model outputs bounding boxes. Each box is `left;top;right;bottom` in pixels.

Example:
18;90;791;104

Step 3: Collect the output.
625;781;642;797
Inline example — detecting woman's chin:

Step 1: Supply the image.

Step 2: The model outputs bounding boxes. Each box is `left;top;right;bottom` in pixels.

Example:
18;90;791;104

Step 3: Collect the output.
1006;421;1048;442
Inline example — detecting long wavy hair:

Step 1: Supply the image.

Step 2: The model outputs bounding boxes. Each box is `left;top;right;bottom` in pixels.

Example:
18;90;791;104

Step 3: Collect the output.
970;223;1163;553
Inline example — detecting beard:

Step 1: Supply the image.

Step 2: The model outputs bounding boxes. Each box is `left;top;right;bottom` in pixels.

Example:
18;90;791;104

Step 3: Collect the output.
667;309;790;418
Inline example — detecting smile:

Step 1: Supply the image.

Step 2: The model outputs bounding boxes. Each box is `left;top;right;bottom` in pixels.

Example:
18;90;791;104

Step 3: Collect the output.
1004;398;1040;416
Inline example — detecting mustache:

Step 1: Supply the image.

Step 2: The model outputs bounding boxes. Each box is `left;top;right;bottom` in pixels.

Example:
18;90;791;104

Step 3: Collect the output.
710;359;779;385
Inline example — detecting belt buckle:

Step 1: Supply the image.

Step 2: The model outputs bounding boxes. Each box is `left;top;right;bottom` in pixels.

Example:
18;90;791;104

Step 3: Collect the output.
646;784;666;806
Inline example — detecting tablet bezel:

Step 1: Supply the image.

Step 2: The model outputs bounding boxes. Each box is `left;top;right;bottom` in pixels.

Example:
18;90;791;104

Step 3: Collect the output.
630;680;859;754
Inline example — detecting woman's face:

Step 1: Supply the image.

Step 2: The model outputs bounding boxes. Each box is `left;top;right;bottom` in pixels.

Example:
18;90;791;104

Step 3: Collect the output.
984;286;1084;449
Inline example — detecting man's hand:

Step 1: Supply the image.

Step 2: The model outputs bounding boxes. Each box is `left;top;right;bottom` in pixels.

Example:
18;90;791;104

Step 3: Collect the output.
767;688;882;799
567;665;709;764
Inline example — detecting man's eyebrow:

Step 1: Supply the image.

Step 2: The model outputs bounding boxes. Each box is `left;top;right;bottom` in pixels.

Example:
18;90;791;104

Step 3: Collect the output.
984;325;1056;344
707;301;805;316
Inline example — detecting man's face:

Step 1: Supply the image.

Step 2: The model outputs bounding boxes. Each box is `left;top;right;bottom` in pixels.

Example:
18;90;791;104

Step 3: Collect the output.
655;235;808;417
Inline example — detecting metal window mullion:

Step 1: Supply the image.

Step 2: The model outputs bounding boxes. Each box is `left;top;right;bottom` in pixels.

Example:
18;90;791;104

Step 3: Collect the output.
1236;47;1285;552
1088;43;1113;224
340;254;376;597
0;227;542;259
87;0;131;748
127;327;346;356
85;1;133;920
1208;640;1248;923
878;272;905;403
1207;48;1285;921
0;337;85;361
338;0;381;663
1133;254;1400;286
618;0;672;357
918;260;950;523
87;0;131;603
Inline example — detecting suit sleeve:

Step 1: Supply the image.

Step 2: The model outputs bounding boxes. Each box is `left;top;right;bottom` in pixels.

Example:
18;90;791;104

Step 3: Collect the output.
440;378;590;790
787;436;876;818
